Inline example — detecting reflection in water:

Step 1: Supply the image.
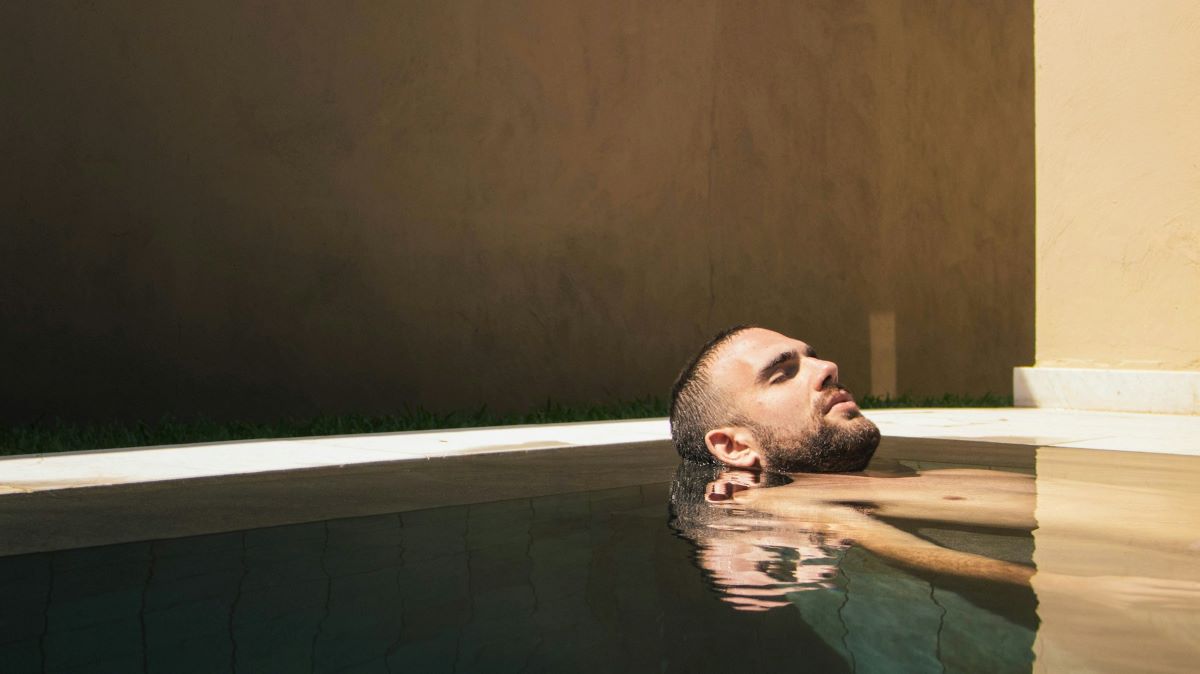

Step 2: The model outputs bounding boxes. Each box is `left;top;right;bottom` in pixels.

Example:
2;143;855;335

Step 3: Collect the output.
668;464;843;611
669;460;1041;671
3;447;1199;672
0;485;858;672
1031;447;1200;673
668;455;1200;673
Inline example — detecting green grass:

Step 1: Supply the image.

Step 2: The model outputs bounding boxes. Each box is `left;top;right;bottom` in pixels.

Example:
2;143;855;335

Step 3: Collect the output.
856;392;1013;409
0;393;1011;457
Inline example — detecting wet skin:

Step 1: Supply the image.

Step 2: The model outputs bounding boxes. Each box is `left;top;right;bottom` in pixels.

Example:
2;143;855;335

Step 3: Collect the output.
733;465;1037;530
692;465;1200;613
702;328;879;472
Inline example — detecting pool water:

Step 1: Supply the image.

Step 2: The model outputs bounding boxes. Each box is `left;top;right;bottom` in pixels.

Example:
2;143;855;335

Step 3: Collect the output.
0;484;820;672
1;439;1197;672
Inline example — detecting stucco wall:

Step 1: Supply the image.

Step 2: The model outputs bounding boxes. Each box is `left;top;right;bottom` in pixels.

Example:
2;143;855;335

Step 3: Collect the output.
1;1;1033;423
1035;0;1200;370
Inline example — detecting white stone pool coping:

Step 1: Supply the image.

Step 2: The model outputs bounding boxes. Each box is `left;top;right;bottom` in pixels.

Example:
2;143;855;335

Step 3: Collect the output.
1;408;1198;495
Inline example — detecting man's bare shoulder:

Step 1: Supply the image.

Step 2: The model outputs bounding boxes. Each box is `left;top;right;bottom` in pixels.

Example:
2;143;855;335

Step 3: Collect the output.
734;465;1035;528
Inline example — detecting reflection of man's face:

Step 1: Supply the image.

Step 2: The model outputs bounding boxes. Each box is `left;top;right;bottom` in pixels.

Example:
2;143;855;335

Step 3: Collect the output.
668;465;847;612
708;328;880;473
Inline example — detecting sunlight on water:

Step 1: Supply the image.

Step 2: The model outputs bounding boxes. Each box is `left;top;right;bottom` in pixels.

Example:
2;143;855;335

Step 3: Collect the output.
1;443;1197;672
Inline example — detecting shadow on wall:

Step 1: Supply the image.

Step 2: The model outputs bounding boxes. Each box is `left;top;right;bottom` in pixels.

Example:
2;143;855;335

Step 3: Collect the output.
0;1;1033;423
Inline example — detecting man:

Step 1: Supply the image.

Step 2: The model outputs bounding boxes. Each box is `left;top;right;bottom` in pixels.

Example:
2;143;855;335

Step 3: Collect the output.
666;326;1200;670
665;459;1043;671
670;324;880;473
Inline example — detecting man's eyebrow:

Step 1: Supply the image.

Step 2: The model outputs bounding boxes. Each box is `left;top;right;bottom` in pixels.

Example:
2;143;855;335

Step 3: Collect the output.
756;349;798;384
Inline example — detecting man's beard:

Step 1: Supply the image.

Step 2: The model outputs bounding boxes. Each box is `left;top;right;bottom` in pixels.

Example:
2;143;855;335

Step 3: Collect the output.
742;393;881;473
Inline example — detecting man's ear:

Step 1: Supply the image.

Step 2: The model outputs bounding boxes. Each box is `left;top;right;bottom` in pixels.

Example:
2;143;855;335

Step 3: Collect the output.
704;426;764;469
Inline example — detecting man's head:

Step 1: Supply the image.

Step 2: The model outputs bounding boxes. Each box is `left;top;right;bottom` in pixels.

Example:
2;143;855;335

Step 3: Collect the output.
669;325;880;473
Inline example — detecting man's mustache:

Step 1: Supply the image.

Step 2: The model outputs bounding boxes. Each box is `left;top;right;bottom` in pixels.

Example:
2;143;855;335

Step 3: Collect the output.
821;381;847;393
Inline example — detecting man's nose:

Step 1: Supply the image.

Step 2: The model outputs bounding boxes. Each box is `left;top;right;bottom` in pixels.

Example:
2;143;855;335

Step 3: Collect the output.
806;358;839;391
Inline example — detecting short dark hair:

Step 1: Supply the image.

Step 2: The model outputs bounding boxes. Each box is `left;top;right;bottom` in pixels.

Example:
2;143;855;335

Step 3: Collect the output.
669;324;757;463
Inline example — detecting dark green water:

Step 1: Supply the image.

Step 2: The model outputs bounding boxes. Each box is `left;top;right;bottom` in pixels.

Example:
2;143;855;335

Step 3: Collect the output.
0;480;1037;673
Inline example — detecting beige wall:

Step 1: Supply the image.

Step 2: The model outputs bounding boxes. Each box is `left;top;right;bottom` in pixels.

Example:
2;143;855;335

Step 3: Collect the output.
1035;0;1200;370
0;1;1033;423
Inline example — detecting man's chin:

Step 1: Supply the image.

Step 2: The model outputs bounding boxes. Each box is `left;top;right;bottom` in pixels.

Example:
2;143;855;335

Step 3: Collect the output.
848;416;882;462
766;416;881;474
815;431;879;472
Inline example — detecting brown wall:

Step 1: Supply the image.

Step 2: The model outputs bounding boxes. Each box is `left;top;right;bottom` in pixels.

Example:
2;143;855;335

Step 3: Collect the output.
0;1;1033;423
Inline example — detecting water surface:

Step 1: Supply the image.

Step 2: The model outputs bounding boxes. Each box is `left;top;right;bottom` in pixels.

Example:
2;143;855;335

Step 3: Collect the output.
1;440;1197;672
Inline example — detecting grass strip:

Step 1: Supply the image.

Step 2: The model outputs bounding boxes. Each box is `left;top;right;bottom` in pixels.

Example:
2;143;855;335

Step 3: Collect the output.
0;393;1011;457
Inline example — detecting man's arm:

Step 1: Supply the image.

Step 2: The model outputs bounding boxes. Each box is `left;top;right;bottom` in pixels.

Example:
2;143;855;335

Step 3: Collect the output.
735;487;1035;586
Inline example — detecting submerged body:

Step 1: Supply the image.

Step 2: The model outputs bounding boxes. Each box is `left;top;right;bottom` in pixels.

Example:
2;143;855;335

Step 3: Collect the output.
670;457;1200;672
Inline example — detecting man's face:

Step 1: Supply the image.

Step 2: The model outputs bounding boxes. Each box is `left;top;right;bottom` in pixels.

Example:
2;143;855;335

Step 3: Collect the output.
706;328;880;472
